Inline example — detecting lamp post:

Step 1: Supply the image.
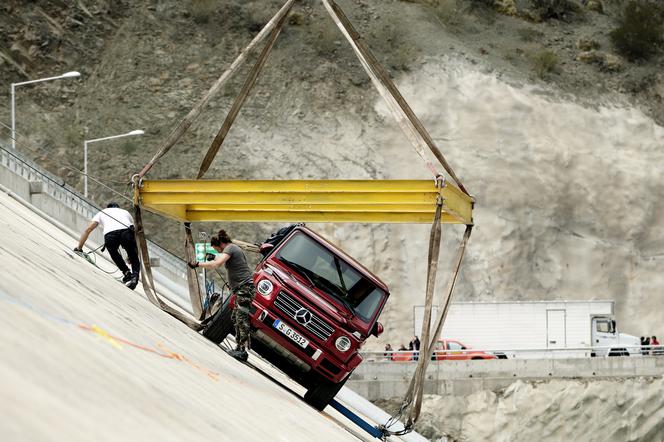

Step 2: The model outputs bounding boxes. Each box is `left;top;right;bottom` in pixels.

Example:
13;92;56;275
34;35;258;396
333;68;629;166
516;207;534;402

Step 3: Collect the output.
84;130;145;197
10;71;81;149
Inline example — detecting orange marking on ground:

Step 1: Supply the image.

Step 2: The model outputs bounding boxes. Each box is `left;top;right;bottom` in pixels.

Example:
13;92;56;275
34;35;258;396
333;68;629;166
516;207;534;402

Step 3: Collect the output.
157;343;220;381
77;324;219;381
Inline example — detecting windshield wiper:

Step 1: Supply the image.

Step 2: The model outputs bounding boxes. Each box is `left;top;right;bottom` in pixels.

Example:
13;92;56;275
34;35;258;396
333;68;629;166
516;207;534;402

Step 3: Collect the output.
278;257;316;288
330;291;355;318
308;273;355;318
279;257;355;318
333;256;348;296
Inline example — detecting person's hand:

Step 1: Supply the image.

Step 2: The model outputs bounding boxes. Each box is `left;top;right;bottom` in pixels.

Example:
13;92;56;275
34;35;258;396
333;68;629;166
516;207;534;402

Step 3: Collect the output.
205;252;216;261
73;247;83;253
187;261;199;269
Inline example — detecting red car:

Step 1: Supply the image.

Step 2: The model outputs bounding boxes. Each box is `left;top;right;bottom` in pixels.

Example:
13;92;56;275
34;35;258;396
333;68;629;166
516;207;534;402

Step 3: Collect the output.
432;339;496;361
389;339;496;361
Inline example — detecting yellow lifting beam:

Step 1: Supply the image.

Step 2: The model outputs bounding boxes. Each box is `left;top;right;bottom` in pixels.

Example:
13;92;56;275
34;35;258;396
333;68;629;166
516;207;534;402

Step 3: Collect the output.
138;179;473;225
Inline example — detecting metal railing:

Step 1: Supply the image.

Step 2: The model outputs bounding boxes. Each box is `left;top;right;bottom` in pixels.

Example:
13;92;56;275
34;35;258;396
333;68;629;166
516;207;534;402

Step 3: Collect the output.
360;345;664;361
0;142;188;288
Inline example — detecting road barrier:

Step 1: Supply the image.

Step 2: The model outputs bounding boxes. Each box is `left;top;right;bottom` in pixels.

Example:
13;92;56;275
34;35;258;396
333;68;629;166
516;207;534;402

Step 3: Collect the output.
361;345;664;361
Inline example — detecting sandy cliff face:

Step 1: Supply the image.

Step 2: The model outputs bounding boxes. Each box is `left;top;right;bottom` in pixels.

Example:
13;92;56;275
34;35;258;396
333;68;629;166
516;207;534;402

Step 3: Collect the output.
311;56;664;350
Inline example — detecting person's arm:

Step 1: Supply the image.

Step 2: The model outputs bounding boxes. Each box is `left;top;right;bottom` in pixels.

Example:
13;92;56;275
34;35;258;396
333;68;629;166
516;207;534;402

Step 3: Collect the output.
75;221;99;251
189;252;230;270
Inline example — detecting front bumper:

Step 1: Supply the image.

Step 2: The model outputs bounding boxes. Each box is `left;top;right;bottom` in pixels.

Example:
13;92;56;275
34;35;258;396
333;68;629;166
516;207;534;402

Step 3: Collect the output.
250;305;358;383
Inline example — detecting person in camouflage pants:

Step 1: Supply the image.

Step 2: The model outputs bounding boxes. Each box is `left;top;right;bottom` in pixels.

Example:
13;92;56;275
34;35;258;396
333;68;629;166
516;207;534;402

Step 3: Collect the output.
231;282;256;350
189;229;255;361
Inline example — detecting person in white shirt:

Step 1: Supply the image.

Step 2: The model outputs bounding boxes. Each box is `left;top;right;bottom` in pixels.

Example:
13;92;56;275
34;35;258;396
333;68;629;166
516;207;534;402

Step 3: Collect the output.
75;202;140;290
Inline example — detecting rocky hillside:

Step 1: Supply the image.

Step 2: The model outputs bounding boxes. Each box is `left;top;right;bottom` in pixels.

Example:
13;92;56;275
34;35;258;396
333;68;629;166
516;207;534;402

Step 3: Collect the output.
377;376;664;441
1;0;663;347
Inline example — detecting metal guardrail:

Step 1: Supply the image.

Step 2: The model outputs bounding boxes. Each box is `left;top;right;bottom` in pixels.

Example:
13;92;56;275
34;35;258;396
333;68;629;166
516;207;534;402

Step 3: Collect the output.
360;345;664;361
0;142;188;287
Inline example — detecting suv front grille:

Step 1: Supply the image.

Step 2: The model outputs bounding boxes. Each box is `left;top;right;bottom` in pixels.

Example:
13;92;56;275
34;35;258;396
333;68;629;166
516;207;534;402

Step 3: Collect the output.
274;291;335;341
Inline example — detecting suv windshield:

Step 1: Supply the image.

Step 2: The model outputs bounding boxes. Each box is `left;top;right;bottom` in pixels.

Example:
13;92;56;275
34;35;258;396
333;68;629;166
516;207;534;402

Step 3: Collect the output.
276;232;385;321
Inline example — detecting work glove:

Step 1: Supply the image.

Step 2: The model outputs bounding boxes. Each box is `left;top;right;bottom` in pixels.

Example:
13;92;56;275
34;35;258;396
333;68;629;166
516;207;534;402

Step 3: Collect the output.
187;261;199;269
205;252;216;261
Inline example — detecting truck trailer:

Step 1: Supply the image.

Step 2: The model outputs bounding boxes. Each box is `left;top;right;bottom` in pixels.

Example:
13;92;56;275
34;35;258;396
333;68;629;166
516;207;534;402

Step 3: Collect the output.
413;300;640;358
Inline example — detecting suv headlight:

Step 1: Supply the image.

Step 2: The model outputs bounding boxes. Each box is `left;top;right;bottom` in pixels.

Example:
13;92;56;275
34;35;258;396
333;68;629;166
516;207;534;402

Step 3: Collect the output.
257;279;273;297
335;336;351;352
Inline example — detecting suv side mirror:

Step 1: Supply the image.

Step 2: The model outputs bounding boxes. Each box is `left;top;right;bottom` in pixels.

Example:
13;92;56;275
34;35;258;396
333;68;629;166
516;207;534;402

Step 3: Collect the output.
371;321;384;337
259;243;275;256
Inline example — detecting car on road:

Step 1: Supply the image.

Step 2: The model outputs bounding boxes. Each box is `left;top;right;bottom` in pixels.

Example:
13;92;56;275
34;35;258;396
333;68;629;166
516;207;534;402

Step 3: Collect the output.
431;339;497;361
388;339;497;361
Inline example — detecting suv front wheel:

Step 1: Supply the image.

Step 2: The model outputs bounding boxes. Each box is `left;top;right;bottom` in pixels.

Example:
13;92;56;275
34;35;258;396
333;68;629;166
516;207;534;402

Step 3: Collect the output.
303;373;349;411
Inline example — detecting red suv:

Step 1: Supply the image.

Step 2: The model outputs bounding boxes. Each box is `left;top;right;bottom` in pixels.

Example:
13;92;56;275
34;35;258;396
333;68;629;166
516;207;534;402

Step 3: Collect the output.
202;225;388;410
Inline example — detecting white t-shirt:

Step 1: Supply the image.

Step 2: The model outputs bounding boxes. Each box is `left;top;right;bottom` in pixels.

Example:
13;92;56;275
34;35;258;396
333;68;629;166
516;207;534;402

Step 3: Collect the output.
92;208;134;236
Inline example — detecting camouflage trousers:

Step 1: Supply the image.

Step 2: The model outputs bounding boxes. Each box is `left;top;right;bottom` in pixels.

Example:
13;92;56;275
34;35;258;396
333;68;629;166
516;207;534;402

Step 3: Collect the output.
232;282;255;350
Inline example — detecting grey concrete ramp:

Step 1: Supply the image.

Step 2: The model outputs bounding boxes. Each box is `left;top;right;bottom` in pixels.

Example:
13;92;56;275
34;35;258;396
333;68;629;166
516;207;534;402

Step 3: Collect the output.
0;191;365;441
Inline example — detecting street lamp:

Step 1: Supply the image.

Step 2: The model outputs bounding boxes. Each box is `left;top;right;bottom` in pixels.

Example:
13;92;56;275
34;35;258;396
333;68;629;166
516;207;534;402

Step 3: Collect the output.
10;71;81;149
84;130;145;197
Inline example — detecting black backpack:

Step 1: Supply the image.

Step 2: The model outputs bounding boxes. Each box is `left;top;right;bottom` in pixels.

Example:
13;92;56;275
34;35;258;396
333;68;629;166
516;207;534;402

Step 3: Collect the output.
259;224;303;258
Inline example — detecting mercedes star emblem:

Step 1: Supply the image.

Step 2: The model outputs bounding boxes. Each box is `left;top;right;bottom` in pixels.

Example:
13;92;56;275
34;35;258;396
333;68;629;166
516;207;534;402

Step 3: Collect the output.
295;308;312;326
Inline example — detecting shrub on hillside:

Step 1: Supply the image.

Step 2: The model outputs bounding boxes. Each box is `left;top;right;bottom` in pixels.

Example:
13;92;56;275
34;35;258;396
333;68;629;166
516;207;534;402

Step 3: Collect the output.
531;50;558;78
400;0;500;19
531;0;583;20
610;0;664;61
189;0;216;24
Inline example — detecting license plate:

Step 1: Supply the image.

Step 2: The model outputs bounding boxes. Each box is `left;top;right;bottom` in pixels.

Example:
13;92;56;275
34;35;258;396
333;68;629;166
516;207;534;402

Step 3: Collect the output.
273;319;309;348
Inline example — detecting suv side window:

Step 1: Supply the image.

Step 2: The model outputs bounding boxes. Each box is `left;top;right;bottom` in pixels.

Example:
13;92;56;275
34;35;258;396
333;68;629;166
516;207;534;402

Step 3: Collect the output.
354;288;382;321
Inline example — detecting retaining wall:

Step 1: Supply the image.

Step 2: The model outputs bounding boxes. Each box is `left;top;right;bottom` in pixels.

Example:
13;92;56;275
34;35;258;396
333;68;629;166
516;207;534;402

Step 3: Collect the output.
349;357;664;400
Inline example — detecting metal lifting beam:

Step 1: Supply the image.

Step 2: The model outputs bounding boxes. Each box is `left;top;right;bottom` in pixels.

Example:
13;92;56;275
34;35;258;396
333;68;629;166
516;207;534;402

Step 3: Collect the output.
138;179;473;225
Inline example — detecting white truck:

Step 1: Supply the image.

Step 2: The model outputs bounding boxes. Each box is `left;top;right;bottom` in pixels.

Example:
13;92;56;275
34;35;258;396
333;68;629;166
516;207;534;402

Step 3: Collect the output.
414;300;640;358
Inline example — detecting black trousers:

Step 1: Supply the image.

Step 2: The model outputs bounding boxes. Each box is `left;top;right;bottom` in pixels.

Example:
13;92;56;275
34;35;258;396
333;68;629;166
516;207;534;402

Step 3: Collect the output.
104;228;140;277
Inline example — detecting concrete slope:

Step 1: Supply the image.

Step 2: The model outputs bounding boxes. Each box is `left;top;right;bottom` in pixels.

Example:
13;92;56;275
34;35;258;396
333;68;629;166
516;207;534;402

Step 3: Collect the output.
0;191;365;442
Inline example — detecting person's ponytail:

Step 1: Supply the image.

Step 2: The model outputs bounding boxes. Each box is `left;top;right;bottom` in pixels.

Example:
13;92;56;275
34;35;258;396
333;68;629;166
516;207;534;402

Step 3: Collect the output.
218;229;232;243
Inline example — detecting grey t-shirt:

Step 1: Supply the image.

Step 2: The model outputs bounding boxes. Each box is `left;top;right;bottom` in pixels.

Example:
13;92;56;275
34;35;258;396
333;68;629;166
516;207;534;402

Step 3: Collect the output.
222;243;253;291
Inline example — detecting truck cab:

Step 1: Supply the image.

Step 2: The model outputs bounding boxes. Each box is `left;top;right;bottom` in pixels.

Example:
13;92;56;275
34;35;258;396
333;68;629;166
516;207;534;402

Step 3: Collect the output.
202;225;388;410
591;316;640;357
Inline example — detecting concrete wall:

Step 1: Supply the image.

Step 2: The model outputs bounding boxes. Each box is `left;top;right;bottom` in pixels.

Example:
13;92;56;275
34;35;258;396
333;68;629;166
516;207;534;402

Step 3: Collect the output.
349;357;664;400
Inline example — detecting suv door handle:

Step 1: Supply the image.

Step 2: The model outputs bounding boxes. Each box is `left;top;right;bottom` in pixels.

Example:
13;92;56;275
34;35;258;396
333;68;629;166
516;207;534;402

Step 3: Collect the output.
549;340;556;344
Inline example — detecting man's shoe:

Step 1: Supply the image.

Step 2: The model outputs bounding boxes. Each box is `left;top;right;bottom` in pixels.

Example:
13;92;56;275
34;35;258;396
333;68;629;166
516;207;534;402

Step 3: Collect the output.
126;275;139;290
122;271;132;284
229;349;248;362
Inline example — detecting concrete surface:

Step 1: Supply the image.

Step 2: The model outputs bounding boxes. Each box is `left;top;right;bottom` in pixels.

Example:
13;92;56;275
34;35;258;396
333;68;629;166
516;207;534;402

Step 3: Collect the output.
0;191;369;442
349;357;664;401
